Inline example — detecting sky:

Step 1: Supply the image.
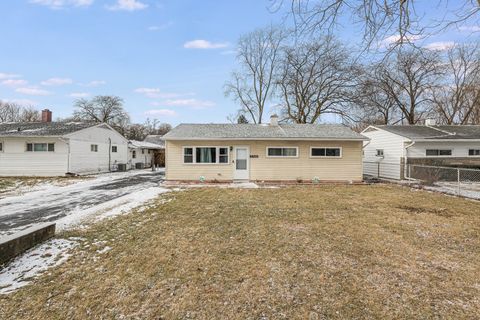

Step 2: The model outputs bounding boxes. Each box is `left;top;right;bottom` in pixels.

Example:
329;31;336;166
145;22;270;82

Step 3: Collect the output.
0;0;478;125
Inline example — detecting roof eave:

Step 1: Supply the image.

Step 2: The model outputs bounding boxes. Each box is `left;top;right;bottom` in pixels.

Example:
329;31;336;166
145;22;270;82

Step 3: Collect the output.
163;137;369;141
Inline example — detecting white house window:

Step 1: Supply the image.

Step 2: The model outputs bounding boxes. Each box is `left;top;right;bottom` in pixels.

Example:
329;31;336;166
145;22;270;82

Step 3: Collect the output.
183;147;229;164
91;144;98;152
426;149;452;156
112;146;118;153
376;149;384;157
132;150;136;159
311;147;342;158
267;147;298;157
0;142;3;152
26;143;54;152
196;147;216;163
184;148;193;163
142;149;145;154
468;149;480;156
219;147;229;163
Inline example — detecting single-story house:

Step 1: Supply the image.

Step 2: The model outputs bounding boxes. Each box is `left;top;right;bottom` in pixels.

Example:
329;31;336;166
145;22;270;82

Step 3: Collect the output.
163;115;368;183
362;121;480;179
0;109;128;176
128;140;164;169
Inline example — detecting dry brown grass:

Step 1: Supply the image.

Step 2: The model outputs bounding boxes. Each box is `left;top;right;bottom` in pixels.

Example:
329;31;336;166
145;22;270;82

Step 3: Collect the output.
1;184;479;319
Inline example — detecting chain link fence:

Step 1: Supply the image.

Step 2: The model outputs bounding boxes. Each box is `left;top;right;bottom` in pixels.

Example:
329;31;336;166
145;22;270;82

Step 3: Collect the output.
364;161;480;200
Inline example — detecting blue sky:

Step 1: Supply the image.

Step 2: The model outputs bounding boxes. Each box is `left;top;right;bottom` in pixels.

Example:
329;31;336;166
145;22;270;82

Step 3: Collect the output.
0;0;478;125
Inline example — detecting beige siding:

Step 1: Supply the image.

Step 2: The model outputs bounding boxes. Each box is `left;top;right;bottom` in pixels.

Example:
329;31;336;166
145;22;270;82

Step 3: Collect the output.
165;140;363;182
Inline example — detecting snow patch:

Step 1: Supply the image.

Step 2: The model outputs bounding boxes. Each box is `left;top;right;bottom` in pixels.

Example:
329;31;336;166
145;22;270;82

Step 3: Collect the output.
56;186;170;231
0;238;78;294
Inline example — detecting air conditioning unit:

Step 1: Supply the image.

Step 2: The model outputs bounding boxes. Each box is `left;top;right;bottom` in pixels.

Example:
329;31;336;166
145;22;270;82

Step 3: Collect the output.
135;162;145;169
117;163;127;172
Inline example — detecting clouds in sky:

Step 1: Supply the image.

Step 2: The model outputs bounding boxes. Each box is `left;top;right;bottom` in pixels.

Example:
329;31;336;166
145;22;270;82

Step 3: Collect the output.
424;41;456;51
107;0;148;11
135;87;188;99
69;92;90;98
81;80;106;87
144;109;177;117
184;40;229;49
30;0;94;9
1;79;28;87
16;87;52;96
164;98;215;109
41;77;73;86
458;25;480;32
0;73;21;80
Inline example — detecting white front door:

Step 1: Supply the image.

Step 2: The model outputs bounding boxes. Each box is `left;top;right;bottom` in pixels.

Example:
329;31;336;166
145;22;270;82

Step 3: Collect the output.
233;146;249;180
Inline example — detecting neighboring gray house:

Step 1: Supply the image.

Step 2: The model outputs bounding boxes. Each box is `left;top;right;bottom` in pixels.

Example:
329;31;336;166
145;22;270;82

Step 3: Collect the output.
0;111;129;176
362;122;480;179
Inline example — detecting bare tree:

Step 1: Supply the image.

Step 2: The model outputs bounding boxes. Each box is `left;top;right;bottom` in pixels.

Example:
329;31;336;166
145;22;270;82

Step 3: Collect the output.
0;101;21;122
432;43;480;124
0;101;40;123
374;47;442;124
73;95;130;131
225;26;286;123
270;0;480;48
276;35;356;123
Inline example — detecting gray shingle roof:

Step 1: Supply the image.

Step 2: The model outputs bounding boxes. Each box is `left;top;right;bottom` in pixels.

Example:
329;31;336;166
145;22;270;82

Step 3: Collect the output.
164;123;367;140
128;140;165;149
0;122;98;137
376;125;480;140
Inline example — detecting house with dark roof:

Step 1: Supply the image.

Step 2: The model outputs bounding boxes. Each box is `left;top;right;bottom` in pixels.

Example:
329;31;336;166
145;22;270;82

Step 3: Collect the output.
362;120;480;179
0;109;129;176
162;115;368;182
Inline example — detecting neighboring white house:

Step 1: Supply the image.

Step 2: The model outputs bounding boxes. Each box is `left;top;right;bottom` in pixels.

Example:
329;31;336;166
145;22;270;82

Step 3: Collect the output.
362;122;480;179
0;110;129;176
128;140;164;169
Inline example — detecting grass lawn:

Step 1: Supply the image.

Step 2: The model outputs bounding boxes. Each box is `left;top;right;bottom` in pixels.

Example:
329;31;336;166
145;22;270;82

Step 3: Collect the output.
1;185;479;319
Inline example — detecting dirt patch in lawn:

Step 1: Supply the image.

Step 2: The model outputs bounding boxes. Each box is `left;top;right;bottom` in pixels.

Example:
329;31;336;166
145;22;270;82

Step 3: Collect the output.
1;184;479;319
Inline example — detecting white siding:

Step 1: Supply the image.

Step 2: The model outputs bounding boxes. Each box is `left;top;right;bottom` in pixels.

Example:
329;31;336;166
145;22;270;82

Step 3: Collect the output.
67;125;128;174
362;127;409;179
0;137;68;176
128;147;154;169
407;141;480;158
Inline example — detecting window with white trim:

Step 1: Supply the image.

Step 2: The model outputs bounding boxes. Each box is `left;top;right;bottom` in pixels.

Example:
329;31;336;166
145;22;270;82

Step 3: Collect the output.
91;144;98;152
267;147;298;157
376;149;384;157
0;142;3;152
183;147;229;164
26;143;55;152
426;149;452;156
469;149;480;156
112;146;118;153
311;147;342;158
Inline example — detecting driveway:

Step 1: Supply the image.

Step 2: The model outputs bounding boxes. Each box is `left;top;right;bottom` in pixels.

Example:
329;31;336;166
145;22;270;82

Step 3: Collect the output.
0;170;166;238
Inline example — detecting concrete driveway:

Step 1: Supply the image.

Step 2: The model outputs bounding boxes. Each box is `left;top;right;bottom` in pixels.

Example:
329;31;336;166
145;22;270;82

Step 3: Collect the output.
0;170;166;238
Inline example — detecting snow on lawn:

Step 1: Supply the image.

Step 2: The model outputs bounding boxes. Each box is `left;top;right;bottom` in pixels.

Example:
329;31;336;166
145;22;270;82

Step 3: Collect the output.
56;186;171;231
0;238;79;294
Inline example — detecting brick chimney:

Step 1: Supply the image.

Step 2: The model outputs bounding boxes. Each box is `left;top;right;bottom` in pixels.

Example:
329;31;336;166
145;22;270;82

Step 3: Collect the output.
41;109;52;123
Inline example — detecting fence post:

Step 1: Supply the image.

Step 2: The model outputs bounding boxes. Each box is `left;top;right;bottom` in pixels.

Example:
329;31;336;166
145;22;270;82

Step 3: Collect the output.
457;168;461;196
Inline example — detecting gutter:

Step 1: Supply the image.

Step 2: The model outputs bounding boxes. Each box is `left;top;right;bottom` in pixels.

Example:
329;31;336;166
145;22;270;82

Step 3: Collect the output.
59;137;71;174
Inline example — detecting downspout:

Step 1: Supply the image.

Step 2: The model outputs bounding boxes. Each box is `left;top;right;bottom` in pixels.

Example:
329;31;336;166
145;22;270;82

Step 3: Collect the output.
108;138;112;172
404;140;416;180
59;137;71;175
